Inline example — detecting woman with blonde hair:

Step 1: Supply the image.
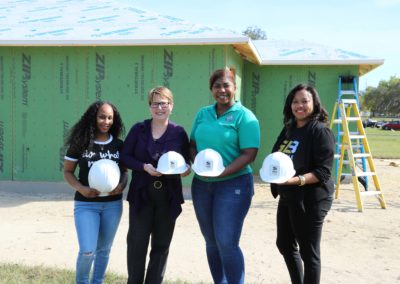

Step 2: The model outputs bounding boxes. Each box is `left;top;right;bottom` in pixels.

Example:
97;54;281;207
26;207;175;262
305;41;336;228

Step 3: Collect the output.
121;86;190;284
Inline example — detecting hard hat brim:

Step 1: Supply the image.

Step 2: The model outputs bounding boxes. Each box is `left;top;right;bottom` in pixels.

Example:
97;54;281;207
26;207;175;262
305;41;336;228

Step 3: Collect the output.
157;164;189;175
259;168;296;183
192;165;225;177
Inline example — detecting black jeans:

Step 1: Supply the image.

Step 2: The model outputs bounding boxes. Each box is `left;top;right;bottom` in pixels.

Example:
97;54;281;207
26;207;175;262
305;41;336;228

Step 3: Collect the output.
276;195;333;284
127;183;176;284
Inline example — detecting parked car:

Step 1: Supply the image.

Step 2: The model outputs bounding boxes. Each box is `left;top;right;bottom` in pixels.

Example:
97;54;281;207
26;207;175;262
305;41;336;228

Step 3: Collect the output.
362;118;377;128
375;121;387;128
381;121;400;130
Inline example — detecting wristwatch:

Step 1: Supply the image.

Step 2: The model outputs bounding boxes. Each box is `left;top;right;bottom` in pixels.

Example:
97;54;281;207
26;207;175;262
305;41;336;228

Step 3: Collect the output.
298;175;306;186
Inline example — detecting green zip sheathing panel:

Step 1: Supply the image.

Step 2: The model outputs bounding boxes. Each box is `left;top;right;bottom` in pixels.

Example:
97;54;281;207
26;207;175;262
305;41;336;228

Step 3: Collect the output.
0;45;244;181
242;62;359;171
1;44;359;182
0;49;12;180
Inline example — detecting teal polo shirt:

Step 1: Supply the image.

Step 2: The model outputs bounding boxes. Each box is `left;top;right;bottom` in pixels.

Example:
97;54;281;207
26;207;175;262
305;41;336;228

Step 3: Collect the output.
190;101;260;182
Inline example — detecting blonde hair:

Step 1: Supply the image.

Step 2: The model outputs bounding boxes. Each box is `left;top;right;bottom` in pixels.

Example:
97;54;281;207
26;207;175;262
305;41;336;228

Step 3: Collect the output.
147;86;174;105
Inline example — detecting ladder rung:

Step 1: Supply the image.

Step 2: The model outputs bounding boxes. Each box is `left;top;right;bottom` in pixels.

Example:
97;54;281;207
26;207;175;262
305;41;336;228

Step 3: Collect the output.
353;153;371;158
356;172;375;177
340;172;376;177
334;156;364;163
349;135;366;139
340;91;357;95
334;117;361;123
336;144;363;149
340;99;357;104
347;117;362;121
339;131;360;135
360;191;384;196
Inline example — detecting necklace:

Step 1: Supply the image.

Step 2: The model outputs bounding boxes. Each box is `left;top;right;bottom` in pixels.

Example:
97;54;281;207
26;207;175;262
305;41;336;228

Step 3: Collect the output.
95;134;110;151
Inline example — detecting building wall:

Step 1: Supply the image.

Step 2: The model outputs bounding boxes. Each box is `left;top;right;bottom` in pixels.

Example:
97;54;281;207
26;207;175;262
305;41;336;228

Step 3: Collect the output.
242;62;359;170
0;45;243;182
0;44;359;182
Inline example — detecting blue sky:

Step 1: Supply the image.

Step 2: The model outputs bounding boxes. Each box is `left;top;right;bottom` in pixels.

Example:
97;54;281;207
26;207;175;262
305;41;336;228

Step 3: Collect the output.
135;0;400;91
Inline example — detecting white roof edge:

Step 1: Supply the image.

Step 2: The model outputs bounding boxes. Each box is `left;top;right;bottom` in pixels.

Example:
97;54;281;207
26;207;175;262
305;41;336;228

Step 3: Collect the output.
260;59;384;65
0;37;250;46
247;39;262;64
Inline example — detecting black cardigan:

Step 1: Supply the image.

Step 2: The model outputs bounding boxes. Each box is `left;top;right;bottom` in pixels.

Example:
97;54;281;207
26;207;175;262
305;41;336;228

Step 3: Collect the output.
270;120;335;202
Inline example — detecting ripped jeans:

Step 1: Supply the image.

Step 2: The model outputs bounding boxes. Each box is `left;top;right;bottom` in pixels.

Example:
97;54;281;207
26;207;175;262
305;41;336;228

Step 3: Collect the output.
74;200;122;284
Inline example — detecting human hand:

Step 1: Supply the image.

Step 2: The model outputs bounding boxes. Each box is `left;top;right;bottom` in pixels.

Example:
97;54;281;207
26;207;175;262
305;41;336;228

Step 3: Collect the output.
144;163;162;177
79;186;100;198
109;184;125;196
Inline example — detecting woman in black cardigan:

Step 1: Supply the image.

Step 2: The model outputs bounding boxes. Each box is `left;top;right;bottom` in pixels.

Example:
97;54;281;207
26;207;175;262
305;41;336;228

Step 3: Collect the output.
270;83;335;284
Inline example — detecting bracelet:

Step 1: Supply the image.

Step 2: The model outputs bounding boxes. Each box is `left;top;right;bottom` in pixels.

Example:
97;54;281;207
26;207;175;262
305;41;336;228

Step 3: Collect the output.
298;175;306;186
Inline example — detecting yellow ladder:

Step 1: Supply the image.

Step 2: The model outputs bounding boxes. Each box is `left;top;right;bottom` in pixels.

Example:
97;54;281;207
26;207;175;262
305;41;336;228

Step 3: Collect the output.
330;99;386;212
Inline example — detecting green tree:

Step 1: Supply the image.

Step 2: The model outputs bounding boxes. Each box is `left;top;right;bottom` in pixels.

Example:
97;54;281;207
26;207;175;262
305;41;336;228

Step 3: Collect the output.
242;26;267;40
361;76;400;117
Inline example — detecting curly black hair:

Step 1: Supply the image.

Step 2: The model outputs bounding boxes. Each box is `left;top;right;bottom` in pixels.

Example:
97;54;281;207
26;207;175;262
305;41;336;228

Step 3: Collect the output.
64;101;124;153
283;83;329;137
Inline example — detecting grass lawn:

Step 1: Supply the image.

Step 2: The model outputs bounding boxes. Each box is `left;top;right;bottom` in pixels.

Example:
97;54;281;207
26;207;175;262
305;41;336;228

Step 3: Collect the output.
365;127;400;159
0;263;205;284
0;263;124;284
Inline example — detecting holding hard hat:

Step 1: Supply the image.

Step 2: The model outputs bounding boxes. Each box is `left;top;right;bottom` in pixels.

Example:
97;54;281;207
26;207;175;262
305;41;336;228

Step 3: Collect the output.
269;84;336;284
259;152;295;183
88;159;121;196
120;86;190;284
189;68;260;283
63;101;127;284
156;151;189;175
192;148;225;177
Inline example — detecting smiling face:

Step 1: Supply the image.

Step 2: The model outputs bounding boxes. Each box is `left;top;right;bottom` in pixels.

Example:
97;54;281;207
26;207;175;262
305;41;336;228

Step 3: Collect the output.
291;89;314;127
96;103;114;136
149;94;173;121
211;75;236;107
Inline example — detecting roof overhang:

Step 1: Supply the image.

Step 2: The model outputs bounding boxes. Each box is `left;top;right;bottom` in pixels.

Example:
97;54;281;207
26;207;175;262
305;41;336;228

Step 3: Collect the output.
0;36;262;65
232;40;262;64
259;59;384;76
253;39;384;76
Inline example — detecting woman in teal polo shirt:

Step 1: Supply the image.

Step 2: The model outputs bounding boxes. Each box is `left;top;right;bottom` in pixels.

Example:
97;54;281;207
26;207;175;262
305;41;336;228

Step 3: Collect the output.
189;68;260;284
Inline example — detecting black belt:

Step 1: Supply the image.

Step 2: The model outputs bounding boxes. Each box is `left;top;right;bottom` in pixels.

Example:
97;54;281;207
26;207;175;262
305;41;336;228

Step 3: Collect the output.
153;180;163;189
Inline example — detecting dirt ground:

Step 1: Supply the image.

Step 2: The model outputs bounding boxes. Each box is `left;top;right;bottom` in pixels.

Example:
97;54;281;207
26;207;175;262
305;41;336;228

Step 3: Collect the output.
0;158;399;283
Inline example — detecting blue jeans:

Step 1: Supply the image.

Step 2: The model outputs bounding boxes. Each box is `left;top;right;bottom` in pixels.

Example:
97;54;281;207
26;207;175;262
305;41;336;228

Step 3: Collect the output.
191;174;254;284
74;200;122;284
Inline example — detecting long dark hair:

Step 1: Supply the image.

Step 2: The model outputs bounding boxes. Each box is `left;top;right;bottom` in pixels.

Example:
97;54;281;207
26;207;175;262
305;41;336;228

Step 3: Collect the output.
64;101;124;153
283;84;329;137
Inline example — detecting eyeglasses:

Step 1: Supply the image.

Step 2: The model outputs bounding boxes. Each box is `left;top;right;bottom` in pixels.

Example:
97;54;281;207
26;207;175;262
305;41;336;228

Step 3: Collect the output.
150;102;170;109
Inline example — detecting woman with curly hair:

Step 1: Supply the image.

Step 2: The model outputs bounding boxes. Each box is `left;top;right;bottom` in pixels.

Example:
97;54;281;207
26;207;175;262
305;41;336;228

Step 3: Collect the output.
64;101;128;284
270;84;335;284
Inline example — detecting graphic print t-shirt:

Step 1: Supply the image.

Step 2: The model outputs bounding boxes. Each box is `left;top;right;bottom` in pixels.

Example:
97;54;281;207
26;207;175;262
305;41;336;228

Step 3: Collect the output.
65;135;123;202
276;126;307;195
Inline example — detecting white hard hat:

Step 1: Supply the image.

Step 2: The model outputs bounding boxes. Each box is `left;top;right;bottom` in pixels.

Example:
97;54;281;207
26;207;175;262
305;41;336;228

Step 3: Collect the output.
157;151;189;174
259;152;295;183
88;159;120;193
192;148;225;177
